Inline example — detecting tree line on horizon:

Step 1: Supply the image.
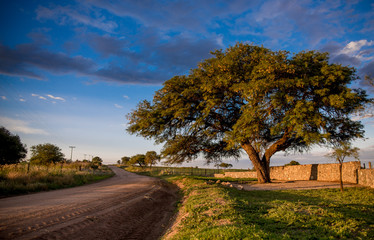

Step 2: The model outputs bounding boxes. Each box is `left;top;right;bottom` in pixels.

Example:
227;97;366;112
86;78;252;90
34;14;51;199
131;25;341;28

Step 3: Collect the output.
119;151;161;168
0;126;103;167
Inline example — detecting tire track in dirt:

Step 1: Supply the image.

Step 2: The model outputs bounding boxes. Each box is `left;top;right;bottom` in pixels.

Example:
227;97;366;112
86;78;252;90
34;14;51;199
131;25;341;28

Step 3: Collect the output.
0;166;178;240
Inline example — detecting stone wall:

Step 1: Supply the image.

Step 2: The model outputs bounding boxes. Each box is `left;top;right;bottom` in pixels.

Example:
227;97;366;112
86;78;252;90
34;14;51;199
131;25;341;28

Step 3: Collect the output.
316;161;360;183
358;169;374;188
214;161;374;188
270;164;314;181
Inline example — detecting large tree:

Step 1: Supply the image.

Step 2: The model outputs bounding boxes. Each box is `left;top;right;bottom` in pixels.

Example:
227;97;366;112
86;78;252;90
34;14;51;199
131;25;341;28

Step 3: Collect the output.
0;127;27;165
30;143;65;165
127;43;370;183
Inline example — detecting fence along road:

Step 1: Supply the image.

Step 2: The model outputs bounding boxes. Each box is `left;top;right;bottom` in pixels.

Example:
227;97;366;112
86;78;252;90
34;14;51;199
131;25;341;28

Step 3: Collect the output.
0;166;178;240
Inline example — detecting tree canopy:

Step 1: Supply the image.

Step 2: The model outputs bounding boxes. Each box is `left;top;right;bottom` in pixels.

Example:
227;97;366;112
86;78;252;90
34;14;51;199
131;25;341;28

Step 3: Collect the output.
30;143;65;165
284;161;301;166
121;156;130;165
127;43;370;183
0;127;27;165
326;142;359;192
218;162;233;169
145;151;160;168
92;156;103;166
129;154;146;168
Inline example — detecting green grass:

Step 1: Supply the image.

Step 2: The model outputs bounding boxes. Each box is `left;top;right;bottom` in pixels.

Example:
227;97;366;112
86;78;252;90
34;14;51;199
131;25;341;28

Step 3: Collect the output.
120;165;250;177
163;176;374;240
0;163;114;197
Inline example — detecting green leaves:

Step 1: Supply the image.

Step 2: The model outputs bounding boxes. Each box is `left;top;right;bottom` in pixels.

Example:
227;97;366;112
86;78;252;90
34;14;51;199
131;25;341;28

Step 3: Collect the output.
30;143;65;165
126;43;369;170
0;127;27;165
326;142;360;164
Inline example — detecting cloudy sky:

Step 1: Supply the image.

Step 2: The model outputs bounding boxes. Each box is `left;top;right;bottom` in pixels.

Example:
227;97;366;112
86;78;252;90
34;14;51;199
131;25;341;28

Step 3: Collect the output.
0;0;373;167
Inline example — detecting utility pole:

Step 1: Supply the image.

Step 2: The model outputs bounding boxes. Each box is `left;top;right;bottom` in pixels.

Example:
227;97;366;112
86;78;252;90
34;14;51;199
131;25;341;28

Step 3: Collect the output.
69;146;76;161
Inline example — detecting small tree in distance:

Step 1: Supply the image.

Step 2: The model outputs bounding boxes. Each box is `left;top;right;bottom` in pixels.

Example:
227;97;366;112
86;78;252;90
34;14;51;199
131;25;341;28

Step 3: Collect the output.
326;142;359;192
145;151;160;169
30;143;64;165
219;162;233;169
130;154;146;168
284;160;300;166
92;156;103;166
121;156;130;165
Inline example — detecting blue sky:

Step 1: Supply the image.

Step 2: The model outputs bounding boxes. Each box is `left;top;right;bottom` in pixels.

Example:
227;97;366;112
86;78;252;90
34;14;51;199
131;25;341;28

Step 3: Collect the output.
0;0;373;167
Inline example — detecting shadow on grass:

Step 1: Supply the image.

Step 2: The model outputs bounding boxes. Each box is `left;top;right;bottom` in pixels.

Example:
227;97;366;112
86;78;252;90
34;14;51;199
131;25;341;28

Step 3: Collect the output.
223;186;374;239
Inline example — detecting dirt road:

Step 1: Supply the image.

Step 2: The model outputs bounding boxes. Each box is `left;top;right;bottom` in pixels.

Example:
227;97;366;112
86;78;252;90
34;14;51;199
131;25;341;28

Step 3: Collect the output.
0;166;178;240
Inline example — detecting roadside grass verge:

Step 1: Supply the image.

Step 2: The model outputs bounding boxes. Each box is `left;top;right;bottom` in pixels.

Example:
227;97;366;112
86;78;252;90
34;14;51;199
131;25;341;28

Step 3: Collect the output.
121;165;249;177
162;176;374;240
0;163;114;197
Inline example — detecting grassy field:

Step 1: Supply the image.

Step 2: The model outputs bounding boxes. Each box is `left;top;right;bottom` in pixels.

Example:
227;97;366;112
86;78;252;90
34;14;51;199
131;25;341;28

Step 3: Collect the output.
0;162;114;197
121;165;251;177
160;176;374;240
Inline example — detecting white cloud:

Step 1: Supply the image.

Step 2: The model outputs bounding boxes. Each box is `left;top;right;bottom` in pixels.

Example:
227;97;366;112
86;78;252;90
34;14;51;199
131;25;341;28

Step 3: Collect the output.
340;40;374;56
31;93;46;100
1;96;6;100
19;98;26;102
32;93;65;102
114;104;123;109
123;95;130;99
47;94;65;101
0;116;49;135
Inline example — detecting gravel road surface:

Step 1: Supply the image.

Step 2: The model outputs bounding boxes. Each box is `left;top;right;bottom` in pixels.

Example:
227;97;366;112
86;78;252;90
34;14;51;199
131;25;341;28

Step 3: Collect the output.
0;166;178;240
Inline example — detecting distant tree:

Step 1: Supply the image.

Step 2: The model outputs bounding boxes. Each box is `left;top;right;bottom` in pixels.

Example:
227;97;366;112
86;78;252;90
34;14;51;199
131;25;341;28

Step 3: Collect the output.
129;154;146;168
145;151;160;168
0;127;27;165
117;160;121;164
121;156;130;165
326;142;359;192
127;43;370;183
219;162;233;169
92;156;103;166
284;160;300;166
30;143;64;165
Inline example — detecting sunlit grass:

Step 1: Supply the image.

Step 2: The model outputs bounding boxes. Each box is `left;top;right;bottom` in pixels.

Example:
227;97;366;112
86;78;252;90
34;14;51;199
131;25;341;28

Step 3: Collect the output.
0;162;114;197
163;176;374;240
121;165;248;177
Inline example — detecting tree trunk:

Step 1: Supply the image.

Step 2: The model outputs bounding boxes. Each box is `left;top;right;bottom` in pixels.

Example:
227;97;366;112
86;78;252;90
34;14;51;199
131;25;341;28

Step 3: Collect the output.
242;143;271;183
255;160;271;183
339;162;344;192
